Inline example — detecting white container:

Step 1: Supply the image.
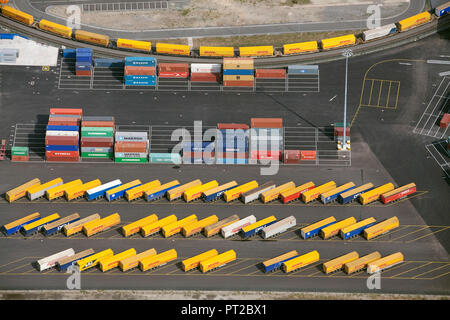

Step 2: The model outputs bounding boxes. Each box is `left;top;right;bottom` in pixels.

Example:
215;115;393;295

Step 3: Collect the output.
115;131;148;141
221;215;256;238
28;180;63;201
86;179;122;198
190;63;221;73
37;248;75;272
261;216;296;239
362;24;396;41
241;182;275;204
46;130;79;137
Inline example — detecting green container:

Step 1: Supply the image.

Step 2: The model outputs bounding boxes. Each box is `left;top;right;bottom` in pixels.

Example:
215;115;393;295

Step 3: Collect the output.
334;122;351;128
81;127;114;137
11;146;29;156
81;152;113;158
115;157;148;163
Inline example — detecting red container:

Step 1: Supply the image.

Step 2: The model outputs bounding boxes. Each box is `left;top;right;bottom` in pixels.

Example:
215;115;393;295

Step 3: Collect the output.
182;152;216;158
284;150;300;164
45;136;79;146
48;115;81;122
334;127;351;136
158;72;189;78
250;150;282;160
300;150;317;160
114;141;148;152
46;156;79;162
215;152;248;159
50;108;83;116
190;72;220;82
250;118;283;128
81;121;115;128
46;150;79;158
48;120;79;127
380;185;416;204
76;70;91;76
124;66;155;76
223;80;254;87
217;123;249;130
281;184;315;204
81;137;114;147
158;63;189;73
440;113;450;129
255;69;286;79
12;155;29;162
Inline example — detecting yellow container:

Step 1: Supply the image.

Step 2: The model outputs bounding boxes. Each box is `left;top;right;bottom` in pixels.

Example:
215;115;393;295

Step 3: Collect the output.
200;46;234;57
223;58;254;70
359;183;394;205
184;180;219;202
99;248;136;272
261;181;295;203
156;43;190;56
398;11;431;32
363;216;399;240
301;181;336;203
239;46;273;57
27;178;63;200
320;217;356;239
204;214;240;237
263;250;299;270
140;214;177;237
106;179;141;200
117;38;151;52
242;216;276;234
75;29;110;47
46;179;82;200
282;251;319;273
344;251;381;274
283;41;318;54
21;213;60;234
119;248;157;272
3;212;40;232
222;180;258;202
125;180;161;201
322;251;359;274
144;180;180;201
39;19;73;38
199;250;236;273
121;214;158;237
83;213;120;237
139;249;177;271
182;215;218;237
367;252;404;274
1;6;34;25
203;181;238;201
63;213;100;237
182;249;219;272
162;215;197;238
167;179;202;201
65;179;101;201
6;178;40;203
77;249;114;272
321;34;356;50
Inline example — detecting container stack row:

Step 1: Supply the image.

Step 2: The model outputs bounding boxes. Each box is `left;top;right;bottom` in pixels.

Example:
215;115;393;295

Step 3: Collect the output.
190;63;221;83
46;108;82;162
222;58;254;87
158;63;189;79
75;48;92;77
80;116;115;159
216;123;249;164
124;57;157;86
115;132;149;163
250;118;283;161
182;141;215;164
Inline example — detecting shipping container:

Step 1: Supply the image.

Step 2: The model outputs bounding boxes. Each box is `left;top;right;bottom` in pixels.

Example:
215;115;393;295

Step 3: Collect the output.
145;180;180;202
46;179;82;201
27;178;63;201
106;180;141;201
359;183;394;205
203;181;238;202
301;216;337;239
81;121;115;128
45;131;79;137
37;249;75;272
119;249;157;272
1;5;34;25
190;73;221;82
255;69;286;79
81;126;114;137
83;213;120;237
283;41;318;54
162;215;197;238
20;213;60;236
321;34;356;50
121;214;158;237
340;217;377;240
344;251;382;274
367;252;404;274
117;38;151;52
223;69;254;75
182;215;218;237
221;215;256;238
191;63;222;73
282;251;319;273
280;182;315;204
74;29;110;47
50;108;83;116
182;249;219;272
300;150;317;160
200;46;234;57
149;153;182;164
11;146;29;156
57;248;95;272
65;179;102;201
242;216;277;238
319;217;356;239
184;180;219;202
362;24;397;41
261;181;295;203
1;212;40;236
46;136;79;146
94;58;124;68
77;249;114;272
440;113;450;128
435;2;450;16
239;46;273;57
139;249;177;271
124;56;156;67
124;66;155;76
301;181;336;203
204;215;240;237
338;183;374;204
199;250;236;273
323;251;359;274
397;11;431;32
250;118;282;128
156;43;190;56
115;141;148;153
223;75;254;81
223;58;254;70
63;213;100;237
262;250;299;273
43;213;80;236
241;181;275;204
125;180;161;201
140;214;177;237
320;182;356;204
380;183;416;204
261;216;296;239
363;216;399;240
167;179;202;201
115;157;148;163
223;180;258;202
99;248;136;272
6;178;40;203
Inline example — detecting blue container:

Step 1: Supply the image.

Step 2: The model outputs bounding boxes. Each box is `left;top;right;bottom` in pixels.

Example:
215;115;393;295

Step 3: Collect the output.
216;158;248;164
75;62;92;71
58;252;94;272
44;216;80;236
1;217;41;236
124;56;157;67
302;221;337;239
203;185;237;202
46;125;79;132
106;183;142;201
76;55;93;63
124;79;156;86
94;58;124;68
76;48;92;54
183;142;215;152
124;75;156;81
223;69;254;75
338;186;374;204
288;65;319;75
20;217;60;237
146;183;180;202
341;221;377;240
322;185;356;204
62;49;76;58
264;255;299;273
46;145;79;152
86;180;122;201
242;220;277;239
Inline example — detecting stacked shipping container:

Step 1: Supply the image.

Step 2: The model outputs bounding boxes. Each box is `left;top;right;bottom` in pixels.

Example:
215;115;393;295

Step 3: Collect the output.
222;58;254;87
115;132;149;163
75;48;92;77
158;63;189;79
124;57;157;86
250;118;283;161
182;141;215;164
190;63;221;83
80;116;115;159
11;146;29;162
216;123;249;164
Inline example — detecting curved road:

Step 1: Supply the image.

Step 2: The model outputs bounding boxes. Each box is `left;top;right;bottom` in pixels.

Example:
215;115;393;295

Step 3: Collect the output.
10;0;426;40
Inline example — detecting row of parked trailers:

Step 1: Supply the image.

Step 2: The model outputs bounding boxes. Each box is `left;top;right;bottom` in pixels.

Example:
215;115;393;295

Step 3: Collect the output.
1;5;448;57
5;178;417;206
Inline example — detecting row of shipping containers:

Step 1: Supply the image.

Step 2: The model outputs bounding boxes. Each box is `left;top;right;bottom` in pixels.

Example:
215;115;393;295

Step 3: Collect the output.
81;116;115;159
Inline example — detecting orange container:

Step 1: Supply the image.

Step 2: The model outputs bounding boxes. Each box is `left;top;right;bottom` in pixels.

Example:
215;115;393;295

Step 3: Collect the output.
115;141;148;152
300;150;316;160
124;66;156;76
250;118;283;128
81;121;115;128
223;80;254;87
